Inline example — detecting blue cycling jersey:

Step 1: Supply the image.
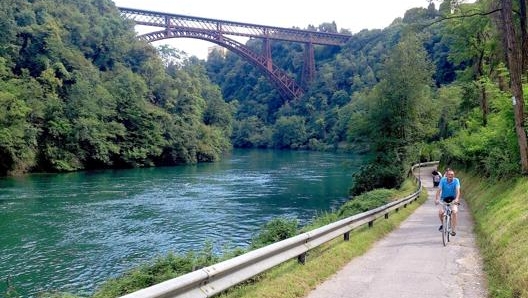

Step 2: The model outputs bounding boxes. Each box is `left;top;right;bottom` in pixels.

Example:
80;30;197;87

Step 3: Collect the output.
439;177;460;199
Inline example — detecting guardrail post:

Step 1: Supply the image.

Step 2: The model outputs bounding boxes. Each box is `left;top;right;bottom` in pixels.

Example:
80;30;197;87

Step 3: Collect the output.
384;213;389;219
297;253;306;265
344;231;350;241
368;221;374;228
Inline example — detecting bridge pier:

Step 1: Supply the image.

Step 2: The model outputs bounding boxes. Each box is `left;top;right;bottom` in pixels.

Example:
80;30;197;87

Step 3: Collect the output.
302;42;315;88
263;37;273;71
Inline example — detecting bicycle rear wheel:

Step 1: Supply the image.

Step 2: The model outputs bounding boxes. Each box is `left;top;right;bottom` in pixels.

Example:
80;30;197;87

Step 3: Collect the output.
442;215;449;246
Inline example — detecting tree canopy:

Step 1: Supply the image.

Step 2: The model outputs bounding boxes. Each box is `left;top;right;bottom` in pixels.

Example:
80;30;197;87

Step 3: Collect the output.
0;0;233;175
1;0;527;183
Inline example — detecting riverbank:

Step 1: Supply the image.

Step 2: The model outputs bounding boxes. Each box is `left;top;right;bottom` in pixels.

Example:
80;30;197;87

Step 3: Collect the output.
216;181;426;297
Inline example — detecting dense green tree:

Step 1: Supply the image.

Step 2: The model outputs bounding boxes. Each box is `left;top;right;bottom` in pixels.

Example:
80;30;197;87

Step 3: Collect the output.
232;116;272;148
0;1;18;61
0;62;37;175
439;0;499;126
435;84;464;139
103;67;167;167
272;116;308;149
349;32;435;193
65;70;123;168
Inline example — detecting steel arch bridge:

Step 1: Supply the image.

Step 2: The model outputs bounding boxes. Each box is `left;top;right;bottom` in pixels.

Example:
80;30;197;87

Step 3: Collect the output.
117;7;351;100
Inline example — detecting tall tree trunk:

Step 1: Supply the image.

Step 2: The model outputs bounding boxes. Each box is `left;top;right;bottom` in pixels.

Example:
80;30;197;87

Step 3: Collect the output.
519;0;528;72
500;0;528;173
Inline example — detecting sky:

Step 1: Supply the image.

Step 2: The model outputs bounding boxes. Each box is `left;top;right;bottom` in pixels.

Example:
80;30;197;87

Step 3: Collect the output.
112;0;436;59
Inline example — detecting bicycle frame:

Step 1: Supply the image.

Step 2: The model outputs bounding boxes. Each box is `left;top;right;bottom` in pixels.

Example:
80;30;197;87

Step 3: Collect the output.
440;201;453;246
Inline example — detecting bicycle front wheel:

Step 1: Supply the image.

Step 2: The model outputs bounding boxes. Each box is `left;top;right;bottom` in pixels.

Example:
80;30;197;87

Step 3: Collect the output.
447;215;451;242
442;214;449;246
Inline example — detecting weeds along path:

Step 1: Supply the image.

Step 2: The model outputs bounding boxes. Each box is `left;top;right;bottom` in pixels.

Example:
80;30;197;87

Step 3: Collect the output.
306;165;488;298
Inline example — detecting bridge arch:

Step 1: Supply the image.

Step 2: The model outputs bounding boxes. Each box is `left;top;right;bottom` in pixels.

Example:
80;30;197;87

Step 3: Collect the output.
118;7;351;100
141;29;304;100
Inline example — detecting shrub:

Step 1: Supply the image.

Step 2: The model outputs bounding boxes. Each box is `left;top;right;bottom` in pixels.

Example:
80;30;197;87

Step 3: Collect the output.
93;244;219;298
349;161;404;196
250;217;299;249
338;189;395;217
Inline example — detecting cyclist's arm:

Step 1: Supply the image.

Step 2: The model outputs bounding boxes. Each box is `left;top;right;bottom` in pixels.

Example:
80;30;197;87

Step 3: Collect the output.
435;187;441;205
455;185;460;203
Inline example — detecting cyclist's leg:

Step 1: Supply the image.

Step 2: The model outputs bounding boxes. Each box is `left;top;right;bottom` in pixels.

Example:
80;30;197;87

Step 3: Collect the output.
447;212;451;241
438;204;444;230
451;204;458;235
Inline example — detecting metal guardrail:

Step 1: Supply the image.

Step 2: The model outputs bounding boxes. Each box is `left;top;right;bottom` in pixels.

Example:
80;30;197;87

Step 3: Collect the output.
120;162;437;298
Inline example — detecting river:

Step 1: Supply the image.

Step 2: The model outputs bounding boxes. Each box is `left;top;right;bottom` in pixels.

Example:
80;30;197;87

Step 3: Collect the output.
0;149;364;297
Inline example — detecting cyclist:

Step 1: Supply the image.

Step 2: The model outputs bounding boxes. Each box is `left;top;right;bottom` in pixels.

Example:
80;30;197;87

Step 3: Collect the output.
435;169;460;236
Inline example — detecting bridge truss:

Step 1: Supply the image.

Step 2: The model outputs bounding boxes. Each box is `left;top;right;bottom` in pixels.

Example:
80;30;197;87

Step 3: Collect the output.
118;7;351;100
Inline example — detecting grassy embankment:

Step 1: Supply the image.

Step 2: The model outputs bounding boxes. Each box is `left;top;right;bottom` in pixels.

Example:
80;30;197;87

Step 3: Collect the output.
215;179;428;298
85;177;425;298
16;177;422;298
458;172;528;298
33;171;528;298
219;172;528;298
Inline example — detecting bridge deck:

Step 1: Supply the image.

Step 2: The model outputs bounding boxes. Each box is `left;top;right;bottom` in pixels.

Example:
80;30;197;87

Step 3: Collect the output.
118;7;351;45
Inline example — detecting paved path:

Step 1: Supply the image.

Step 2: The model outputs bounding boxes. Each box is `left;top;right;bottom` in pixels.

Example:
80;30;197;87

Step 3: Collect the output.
306;166;487;298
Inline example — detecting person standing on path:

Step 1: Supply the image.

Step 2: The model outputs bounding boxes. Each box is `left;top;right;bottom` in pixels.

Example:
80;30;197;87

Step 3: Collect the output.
435;168;460;235
431;167;442;188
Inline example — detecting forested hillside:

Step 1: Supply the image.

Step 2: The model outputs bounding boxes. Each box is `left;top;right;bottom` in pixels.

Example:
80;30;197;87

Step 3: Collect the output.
1;0;527;190
204;0;528;193
0;0;233;176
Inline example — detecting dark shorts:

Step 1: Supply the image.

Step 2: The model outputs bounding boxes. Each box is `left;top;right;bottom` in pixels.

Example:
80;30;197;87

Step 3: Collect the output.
442;196;455;203
439;196;458;213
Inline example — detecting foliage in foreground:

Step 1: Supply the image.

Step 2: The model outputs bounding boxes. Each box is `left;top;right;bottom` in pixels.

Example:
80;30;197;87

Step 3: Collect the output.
93;244;218;297
89;181;412;297
91;217;298;297
217;181;426;298
1;173;418;298
249;217;299;249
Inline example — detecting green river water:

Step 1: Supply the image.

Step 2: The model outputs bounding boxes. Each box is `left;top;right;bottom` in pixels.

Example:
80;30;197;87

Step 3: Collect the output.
0;149;364;297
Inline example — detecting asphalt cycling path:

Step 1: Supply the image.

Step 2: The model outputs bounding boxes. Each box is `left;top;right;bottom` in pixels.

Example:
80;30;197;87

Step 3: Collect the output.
306;165;487;298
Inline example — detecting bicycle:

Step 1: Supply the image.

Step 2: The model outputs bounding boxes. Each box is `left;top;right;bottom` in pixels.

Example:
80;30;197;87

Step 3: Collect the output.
439;200;459;246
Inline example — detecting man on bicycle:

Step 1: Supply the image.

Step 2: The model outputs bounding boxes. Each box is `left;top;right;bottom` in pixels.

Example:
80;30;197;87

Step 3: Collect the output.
435;169;460;236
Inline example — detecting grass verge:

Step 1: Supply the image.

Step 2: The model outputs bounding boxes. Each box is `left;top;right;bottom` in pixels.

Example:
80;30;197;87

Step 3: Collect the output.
458;172;528;298
27;178;425;298
216;188;428;298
